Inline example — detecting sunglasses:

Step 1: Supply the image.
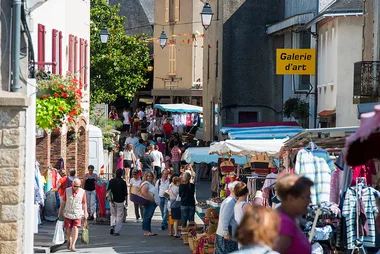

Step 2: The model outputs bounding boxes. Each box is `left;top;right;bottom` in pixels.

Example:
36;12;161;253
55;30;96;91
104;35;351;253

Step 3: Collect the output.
73;185;81;188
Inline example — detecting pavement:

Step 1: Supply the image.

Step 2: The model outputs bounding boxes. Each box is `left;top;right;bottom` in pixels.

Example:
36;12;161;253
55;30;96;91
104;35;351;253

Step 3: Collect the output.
34;180;212;253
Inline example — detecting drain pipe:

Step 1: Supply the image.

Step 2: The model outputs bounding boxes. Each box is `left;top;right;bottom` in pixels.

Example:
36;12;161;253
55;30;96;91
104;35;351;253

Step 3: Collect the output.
11;0;22;92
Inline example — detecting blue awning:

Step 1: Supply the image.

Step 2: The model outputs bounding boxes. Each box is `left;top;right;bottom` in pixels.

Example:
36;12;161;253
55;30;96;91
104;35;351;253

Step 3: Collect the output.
225;126;304;140
221;125;303;134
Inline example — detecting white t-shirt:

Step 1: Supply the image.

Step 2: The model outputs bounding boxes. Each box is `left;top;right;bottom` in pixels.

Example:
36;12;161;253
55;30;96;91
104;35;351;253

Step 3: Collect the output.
137;111;145;120
151;150;163;167
155;178;170;197
123;111;131;125
123;150;135;161
130;178;141;187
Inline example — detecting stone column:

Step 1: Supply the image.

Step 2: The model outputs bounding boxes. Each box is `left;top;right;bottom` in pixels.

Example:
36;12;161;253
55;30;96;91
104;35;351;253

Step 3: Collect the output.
0;91;29;253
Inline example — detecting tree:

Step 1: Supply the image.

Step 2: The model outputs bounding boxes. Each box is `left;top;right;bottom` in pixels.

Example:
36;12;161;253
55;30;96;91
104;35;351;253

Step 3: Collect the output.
90;0;150;106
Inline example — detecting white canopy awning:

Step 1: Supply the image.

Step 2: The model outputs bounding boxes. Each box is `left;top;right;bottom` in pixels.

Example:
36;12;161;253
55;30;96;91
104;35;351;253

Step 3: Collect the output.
209;138;288;157
183;147;247;164
154;103;202;113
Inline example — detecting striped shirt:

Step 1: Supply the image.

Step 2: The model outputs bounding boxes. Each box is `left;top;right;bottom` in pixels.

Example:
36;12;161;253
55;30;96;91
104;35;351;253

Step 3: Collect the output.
342;187;379;249
295;148;335;204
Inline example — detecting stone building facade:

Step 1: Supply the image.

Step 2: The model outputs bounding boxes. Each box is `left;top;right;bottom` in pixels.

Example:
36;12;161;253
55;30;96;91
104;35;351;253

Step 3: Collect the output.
0;93;28;253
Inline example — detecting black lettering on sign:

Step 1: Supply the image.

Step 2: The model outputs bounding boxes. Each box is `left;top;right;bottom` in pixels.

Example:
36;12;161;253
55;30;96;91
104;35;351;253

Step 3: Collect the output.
281;52;313;61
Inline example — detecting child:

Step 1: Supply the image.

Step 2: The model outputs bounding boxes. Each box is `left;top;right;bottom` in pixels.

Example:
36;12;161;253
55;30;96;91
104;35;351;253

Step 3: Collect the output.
168;176;181;237
130;169;143;222
135;155;142;177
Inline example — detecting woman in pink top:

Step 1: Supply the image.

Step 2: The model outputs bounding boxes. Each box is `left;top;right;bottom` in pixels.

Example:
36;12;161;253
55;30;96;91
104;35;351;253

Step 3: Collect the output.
273;174;313;254
171;141;182;175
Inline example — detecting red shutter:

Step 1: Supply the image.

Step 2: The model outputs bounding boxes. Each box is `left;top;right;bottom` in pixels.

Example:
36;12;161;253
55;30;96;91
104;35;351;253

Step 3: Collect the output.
52;29;57;74
74;36;78;73
79;38;84;84
68;34;74;73
38;24;45;70
84;40;88;86
59;31;63;75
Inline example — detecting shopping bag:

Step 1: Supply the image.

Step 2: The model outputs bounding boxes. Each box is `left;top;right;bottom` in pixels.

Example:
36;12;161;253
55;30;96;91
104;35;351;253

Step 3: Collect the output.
52;220;65;245
81;220;89;244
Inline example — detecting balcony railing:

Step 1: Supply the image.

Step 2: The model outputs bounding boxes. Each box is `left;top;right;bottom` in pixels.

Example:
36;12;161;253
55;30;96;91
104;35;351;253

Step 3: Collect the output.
353;61;380;104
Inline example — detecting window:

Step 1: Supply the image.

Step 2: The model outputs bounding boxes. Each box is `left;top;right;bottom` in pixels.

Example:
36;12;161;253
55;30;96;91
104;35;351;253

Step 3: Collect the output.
168;44;176;75
215;41;219;78
52;29;62;75
298;30;311;90
166;0;179;23
239;112;258;124
37;24;45;70
68;35;74;73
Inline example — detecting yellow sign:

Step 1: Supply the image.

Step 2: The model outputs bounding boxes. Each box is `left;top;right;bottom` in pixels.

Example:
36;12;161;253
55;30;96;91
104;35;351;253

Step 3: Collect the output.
276;49;316;75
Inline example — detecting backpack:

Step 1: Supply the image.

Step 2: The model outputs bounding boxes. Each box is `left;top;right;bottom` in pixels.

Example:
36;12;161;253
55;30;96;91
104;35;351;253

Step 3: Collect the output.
66;177;73;188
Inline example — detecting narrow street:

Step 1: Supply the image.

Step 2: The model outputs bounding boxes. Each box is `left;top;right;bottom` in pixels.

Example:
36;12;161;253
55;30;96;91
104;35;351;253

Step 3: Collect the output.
35;180;211;253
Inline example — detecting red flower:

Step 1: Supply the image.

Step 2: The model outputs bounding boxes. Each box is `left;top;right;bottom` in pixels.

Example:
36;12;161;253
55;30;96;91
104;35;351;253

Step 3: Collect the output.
72;78;79;85
41;95;47;99
59;85;65;89
54;93;59;98
62;93;69;98
52;116;56;119
59;106;64;111
68;117;73;122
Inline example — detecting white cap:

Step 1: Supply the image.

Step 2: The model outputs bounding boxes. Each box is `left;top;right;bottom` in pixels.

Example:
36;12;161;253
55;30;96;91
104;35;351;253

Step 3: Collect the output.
119;151;123;156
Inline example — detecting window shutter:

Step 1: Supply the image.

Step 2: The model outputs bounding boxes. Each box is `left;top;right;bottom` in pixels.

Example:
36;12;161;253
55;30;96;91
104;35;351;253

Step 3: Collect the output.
165;0;169;22
80;38;84;84
168;44;176;76
68;34;74;73
38;24;45;70
52;29;57;74
174;0;180;22
59;31;63;75
84;40;88;87
74;36;78;74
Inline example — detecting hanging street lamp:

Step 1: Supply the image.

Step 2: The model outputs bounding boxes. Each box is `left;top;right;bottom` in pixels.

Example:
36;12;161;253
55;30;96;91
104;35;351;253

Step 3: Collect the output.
100;25;110;44
159;30;168;49
200;2;214;30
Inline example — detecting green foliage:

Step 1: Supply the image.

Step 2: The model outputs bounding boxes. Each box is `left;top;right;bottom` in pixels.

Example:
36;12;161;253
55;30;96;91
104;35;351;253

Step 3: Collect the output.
36;75;83;130
283;97;309;119
90;115;121;150
90;0;150;106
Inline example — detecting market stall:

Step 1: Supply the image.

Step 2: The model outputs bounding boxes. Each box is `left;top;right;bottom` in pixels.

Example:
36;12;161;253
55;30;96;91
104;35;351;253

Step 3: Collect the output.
183;147;246;165
154;103;202;135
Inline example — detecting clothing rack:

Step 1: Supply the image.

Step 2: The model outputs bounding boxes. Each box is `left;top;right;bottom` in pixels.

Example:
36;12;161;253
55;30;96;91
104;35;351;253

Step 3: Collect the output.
351;177;367;254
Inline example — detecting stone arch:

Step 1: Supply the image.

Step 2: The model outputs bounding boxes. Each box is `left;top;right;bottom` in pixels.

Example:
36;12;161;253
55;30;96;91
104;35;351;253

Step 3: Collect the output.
77;125;87;179
66;127;77;174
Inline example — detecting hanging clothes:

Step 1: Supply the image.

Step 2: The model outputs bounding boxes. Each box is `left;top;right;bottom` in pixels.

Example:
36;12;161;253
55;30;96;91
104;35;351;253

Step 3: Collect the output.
44;190;58;221
342;186;379;249
330;168;343;204
95;180;107;216
34;162;44;205
295;147;335;204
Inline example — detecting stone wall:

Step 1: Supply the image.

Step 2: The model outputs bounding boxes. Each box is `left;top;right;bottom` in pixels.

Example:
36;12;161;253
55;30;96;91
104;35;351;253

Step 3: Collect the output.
0;92;29;254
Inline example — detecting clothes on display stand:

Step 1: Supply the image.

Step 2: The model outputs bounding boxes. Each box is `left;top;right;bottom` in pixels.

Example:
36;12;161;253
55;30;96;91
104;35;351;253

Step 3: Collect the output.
95;179;107;217
295;143;336;204
341;185;379;250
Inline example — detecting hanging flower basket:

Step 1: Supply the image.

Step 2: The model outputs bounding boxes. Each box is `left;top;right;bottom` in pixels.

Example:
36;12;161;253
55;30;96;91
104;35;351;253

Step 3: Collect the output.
36;75;83;131
283;97;309;119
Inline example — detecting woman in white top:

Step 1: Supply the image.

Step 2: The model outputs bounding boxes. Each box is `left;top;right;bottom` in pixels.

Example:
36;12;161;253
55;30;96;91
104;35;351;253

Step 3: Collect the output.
130;169;143;222
140;171;159;236
168;176;181;237
123;143;136;182
234;182;250;225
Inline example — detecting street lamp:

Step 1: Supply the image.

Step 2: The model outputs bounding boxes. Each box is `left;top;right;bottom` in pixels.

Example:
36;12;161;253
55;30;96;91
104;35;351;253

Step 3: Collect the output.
200;2;214;30
92;2;113;44
159;30;168;49
100;25;110;44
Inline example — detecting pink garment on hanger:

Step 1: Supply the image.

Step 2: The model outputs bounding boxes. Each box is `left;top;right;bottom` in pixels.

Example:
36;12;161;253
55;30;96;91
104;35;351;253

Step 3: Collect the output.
350;160;377;186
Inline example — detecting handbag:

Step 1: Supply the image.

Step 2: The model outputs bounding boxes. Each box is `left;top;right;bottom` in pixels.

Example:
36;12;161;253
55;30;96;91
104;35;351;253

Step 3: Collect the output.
52;220;65;245
106;189;114;204
163;190;171;200
170;194;181;209
81;220;89;244
130;185;150;206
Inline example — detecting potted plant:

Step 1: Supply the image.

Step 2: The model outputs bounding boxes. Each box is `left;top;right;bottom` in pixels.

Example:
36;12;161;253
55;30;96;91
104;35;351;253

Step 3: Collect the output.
283;98;310;119
36;75;84;131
